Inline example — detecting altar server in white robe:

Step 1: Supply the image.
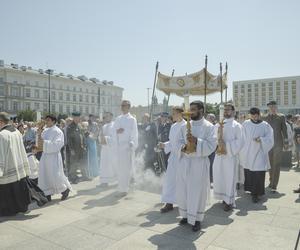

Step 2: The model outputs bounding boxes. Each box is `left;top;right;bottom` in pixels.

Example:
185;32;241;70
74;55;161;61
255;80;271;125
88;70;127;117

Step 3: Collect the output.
213;103;244;211
240;107;274;203
99;112;117;186
177;101;217;232
114;100;138;195
38;114;72;201
159;106;186;213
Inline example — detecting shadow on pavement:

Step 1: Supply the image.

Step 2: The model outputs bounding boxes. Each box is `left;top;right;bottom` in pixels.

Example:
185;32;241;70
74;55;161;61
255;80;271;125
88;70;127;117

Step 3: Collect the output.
82;191;123;210
0;213;40;223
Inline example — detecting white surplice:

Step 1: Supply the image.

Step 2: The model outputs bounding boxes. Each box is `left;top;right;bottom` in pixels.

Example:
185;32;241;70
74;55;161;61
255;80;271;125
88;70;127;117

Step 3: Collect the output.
114;113;138;192
213;118;244;206
99;121;117;184
161;119;186;204
38;125;71;196
176;118;217;225
239;120;274;171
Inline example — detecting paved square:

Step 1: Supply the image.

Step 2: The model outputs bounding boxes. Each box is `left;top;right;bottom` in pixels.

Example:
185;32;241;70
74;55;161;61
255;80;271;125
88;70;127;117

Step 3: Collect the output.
1;168;299;250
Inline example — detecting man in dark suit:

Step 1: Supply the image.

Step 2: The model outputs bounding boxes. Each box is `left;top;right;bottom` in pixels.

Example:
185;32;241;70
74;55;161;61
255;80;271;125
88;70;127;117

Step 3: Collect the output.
263;101;288;192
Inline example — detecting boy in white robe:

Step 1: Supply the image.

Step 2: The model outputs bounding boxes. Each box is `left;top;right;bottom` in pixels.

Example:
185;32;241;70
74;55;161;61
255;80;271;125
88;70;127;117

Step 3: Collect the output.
38;114;72;201
113;100;138;195
176;101;217;232
239;108;274;203
213;103;244;211
99;112;117;186
159;106;186;213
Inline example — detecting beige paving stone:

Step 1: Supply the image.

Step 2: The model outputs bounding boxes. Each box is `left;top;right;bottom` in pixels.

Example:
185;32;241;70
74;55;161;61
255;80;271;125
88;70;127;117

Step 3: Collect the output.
38;225;115;250
212;220;298;250
4;237;67;250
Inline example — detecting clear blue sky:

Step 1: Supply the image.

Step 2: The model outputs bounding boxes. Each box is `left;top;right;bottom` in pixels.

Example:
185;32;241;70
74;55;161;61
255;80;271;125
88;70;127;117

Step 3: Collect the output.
1;0;299;106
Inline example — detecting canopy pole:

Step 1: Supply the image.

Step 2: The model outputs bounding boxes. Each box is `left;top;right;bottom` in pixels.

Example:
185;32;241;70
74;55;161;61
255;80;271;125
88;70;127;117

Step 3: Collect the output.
166;69;175;110
204;55;208;114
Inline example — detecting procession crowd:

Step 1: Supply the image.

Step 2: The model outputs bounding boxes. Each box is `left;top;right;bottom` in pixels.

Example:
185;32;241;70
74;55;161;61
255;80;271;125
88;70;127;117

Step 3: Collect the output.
0;99;300;232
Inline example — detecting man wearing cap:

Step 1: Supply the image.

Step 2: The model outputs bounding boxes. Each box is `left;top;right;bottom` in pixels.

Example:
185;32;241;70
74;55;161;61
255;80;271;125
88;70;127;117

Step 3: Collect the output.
113;100;138;195
263;101;288;192
66;112;88;184
240;108;274;202
38;114;71;201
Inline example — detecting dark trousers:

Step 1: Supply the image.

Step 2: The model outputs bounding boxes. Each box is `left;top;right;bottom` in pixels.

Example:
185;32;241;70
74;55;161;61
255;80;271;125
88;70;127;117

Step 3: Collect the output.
208;152;215;183
269;147;282;189
282;150;292;168
36;151;43;161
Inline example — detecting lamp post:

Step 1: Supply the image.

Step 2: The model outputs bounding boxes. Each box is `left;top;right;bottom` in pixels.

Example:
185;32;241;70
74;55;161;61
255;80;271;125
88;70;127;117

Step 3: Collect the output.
45;69;53;114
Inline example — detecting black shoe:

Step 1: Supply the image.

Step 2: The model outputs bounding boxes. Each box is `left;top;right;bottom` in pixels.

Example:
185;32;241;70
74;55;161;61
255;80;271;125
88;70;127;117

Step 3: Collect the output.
179;218;188;225
192;221;201;232
223;203;233;212
61;189;70;200
293;187;300;193
252;195;259;203
160;203;174;213
46;195;52;202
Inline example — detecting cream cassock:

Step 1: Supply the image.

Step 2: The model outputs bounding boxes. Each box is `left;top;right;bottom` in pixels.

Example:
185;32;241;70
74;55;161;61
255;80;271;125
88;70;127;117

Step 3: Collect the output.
113;113;138;192
99;121;117;184
38;125;71;196
213;118;244;206
239;120;274;171
161;119;186;204
176;118;217;225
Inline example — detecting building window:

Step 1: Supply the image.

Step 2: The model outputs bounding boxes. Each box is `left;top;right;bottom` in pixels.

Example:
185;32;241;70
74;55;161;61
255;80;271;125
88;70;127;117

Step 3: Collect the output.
85;106;89;114
35;81;39;87
247;84;252;107
85;95;89;103
73;94;76;102
254;83;259;106
59;92;63;101
86;89;88;93
34;102;40;110
292;80;296;105
73;105;76;112
0;101;4;111
91;106;95;114
51;91;56;100
43;90;47;99
66;106;70;114
268;82;273;102
11;87;20;97
66;93;70;101
12;101;19;111
0;85;5;96
59;104;63;113
73;87;76;91
276;81;281;105
26;80;30;86
261;83;266;106
51;104;56;112
66;86;70;91
79;106;83;113
79;95;83;102
284;81;289;105
91;96;95;103
34;89;40;98
25;102;31;110
25;88;31;98
43;103;47;112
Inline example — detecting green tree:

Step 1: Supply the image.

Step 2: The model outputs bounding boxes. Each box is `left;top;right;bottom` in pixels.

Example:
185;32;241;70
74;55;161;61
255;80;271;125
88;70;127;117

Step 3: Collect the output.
17;110;36;121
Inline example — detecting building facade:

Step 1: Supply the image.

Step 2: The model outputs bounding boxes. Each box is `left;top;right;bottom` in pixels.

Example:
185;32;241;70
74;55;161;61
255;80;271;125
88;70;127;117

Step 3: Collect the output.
0;60;123;118
233;76;300;115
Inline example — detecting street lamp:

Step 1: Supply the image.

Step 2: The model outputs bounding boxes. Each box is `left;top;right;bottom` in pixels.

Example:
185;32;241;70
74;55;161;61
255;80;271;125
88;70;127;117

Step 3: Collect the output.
45;69;53;114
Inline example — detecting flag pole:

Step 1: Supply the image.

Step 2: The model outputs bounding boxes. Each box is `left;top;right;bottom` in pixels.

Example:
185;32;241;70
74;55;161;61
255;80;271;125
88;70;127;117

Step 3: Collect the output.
150;61;159;121
220;62;223;104
204;55;208;114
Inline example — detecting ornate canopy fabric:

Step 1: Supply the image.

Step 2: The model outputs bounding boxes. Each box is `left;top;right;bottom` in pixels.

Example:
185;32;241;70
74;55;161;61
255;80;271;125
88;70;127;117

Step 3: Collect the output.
157;68;227;97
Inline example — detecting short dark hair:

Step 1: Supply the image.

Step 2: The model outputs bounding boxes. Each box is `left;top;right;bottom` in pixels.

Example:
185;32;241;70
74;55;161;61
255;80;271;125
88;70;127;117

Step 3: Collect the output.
122;100;131;108
249;107;260;115
45;114;57;123
0;112;10;123
224;103;235;111
190;101;204;111
172;106;184;113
